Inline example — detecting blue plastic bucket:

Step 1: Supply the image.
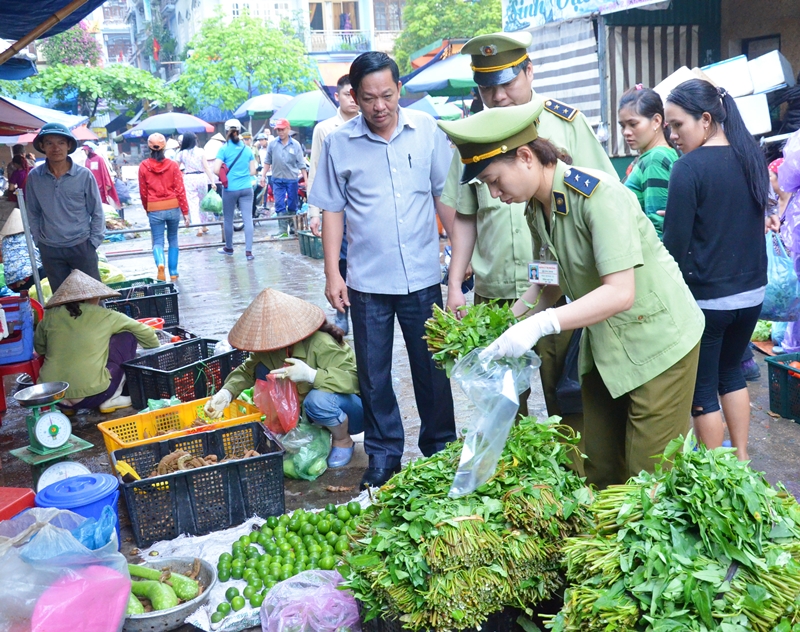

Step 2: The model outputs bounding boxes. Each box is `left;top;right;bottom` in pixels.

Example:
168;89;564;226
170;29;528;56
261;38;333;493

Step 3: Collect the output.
35;474;121;548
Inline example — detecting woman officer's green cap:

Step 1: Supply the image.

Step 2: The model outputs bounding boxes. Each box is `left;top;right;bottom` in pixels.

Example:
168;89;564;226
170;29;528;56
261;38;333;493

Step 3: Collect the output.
461;32;533;87
439;97;544;184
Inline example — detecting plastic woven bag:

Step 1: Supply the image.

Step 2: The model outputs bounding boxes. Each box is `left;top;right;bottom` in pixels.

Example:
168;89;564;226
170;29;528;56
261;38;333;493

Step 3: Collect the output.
200;189;223;216
260;570;361;632
255;375;300;435
281;421;331;481
761;232;800;321
449;348;540;498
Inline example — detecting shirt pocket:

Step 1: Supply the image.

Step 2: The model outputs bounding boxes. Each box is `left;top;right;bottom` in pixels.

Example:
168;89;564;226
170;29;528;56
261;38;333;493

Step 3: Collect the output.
606;291;680;366
475;184;502;215
407;153;432;194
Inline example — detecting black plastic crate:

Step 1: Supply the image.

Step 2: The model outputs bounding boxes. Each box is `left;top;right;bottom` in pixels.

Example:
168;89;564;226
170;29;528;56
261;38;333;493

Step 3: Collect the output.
122;338;248;410
106;285;180;327
155;325;200;345
113;422;285;547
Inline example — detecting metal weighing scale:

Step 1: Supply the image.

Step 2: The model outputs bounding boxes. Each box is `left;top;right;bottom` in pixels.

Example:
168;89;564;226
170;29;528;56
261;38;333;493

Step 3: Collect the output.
9;382;93;490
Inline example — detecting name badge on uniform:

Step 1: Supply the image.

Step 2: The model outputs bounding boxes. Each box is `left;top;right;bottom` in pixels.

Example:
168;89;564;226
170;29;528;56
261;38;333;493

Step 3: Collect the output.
288;147;295;155
529;262;559;285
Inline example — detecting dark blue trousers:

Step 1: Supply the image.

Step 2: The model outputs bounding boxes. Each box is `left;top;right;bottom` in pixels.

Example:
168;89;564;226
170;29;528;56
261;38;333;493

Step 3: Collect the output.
348;284;456;469
272;177;298;215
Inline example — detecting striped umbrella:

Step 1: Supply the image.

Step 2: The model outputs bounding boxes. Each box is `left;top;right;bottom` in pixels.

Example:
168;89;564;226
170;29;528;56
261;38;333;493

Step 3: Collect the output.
271;91;337;127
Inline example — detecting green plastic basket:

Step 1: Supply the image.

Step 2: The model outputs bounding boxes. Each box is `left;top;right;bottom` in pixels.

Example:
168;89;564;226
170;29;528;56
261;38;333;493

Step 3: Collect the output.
765;352;800;422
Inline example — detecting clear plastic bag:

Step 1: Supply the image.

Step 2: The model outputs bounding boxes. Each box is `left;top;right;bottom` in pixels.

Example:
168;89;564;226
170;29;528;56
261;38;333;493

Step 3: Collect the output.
255;375;300;435
449;348;540;498
761;233;800;321
281;421;331;481
260;570;361;632
0;508;130;632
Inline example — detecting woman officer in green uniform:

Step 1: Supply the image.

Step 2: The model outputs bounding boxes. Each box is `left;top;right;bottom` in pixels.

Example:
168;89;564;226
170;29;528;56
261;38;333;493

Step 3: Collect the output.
439;100;705;488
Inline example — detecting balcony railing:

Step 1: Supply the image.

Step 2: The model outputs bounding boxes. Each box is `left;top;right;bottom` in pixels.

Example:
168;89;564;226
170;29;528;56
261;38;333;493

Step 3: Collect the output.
308;30;370;53
373;30;400;53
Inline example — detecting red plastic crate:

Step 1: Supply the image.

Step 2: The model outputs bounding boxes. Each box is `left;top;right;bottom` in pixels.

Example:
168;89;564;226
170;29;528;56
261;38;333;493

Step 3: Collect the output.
0;487;35;521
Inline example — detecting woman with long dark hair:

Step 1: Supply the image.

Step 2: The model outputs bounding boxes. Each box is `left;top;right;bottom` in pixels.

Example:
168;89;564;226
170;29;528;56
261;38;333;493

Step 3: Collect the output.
177;131;215;236
138;133;190;281
618;85;678;238
663;78;770;460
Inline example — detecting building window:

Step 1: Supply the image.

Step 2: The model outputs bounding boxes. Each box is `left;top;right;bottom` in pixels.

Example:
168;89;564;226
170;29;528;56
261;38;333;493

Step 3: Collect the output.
374;0;403;31
232;2;240;16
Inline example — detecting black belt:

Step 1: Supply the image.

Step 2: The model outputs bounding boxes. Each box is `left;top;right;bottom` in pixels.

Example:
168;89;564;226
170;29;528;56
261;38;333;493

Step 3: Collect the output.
185;171;203;174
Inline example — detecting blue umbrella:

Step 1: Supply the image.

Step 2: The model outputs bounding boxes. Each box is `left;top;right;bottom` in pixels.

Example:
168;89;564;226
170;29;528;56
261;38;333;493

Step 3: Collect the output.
123;112;214;139
271;91;337;127
407;95;464;120
234;93;293;119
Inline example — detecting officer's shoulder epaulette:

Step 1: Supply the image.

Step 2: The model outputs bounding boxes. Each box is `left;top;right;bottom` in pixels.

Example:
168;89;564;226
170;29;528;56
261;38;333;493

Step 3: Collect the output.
543;98;578;122
564;168;600;198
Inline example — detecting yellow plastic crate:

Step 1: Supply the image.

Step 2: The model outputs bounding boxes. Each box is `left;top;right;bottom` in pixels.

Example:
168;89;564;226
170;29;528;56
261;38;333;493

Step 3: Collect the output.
98;398;263;463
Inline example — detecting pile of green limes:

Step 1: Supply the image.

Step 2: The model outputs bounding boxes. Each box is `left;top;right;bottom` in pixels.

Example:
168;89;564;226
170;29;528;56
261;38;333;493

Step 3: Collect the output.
210;502;362;624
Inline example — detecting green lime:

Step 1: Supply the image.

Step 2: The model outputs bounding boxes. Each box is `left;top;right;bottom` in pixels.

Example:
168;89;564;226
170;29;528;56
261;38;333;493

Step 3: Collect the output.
217;602;232;615
242;569;255;581
265;579;277;590
231;566;244;580
211;611;225;624
257;567;269;580
317;520;331;535
287;520;301;533
273;526;287;538
217;568;231;582
319;555;336;570
231;595;246;611
326;531;340;546
331;519;345;535
243;585;256;599
245;557;258;569
347;502;362;516
225;587;240;602
248;531;260;543
265;542;278;555
250;591;265;608
335;539;350;554
278;514;291;525
336;507;351;522
219;552;233;564
257;533;269;548
266;516;279;528
246;546;260;558
325;503;337;514
299;523;314;536
279;568;292;581
248;576;263;590
308;513;320;526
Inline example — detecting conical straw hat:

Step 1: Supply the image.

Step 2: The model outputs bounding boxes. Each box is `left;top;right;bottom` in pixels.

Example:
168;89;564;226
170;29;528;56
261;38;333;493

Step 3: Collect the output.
1;208;24;237
228;288;325;352
46;270;121;309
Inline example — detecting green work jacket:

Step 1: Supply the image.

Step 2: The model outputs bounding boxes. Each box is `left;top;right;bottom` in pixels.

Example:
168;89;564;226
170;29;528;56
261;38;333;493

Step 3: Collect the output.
223;331;359;404
524;161;704;398
34;303;159;399
441;93;617;300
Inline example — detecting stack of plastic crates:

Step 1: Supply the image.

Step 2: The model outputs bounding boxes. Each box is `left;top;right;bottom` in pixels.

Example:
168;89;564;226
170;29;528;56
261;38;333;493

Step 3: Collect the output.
106;282;180;327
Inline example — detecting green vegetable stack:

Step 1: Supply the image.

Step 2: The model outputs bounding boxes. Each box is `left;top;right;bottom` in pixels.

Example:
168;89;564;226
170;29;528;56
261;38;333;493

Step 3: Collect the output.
340;416;591;631
424;302;518;377
752;320;773;342
544;435;800;632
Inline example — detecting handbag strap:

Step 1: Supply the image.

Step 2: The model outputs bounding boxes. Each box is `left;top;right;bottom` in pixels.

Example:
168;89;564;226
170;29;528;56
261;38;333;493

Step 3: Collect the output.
226;144;247;171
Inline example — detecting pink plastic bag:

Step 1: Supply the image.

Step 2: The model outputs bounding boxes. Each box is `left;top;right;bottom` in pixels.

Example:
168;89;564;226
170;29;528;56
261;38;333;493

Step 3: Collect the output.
254;374;300;435
260;570;361;632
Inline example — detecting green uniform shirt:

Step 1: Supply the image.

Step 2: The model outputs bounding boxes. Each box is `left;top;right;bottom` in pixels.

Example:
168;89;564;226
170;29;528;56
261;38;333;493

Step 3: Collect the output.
34;303;159;399
223;331;359;404
524;161;704;399
441;93;617;300
623;145;678;239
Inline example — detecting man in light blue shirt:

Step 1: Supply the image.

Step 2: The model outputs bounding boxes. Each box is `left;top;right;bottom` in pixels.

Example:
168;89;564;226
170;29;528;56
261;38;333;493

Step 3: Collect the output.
309;51;456;489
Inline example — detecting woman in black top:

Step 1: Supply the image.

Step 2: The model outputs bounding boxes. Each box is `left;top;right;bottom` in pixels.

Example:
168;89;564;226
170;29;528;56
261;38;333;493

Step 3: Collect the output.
663;78;772;460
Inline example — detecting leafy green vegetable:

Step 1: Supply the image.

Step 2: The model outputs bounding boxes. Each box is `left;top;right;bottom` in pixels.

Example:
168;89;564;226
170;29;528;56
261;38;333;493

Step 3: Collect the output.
544;435;800;632
340;416;589;631
424;302;518;377
752;321;773;342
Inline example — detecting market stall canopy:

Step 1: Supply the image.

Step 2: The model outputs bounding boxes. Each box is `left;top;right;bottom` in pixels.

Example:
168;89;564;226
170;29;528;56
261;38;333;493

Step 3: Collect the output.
271;91;337;127
0;96;46;135
122;112;214;139
0;0;107;40
0;56;36;80
3;95;87;129
404;54;476;97
3;124;97;145
234;94;293;119
407;95;464;120
194;105;235;125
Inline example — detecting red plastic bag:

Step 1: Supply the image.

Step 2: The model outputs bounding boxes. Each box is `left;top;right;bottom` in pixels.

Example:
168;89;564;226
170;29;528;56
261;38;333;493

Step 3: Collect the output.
254;374;300;435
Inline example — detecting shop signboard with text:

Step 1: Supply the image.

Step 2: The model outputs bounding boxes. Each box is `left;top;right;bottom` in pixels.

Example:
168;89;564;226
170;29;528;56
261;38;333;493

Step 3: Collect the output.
503;0;667;32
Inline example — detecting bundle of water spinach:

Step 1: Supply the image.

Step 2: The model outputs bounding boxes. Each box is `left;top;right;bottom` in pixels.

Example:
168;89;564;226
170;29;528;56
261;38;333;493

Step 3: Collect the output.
340;416;591;631
544;434;800;632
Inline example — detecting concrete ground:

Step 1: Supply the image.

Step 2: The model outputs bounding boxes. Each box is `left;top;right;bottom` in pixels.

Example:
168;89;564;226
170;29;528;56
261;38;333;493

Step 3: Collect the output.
0;200;799;629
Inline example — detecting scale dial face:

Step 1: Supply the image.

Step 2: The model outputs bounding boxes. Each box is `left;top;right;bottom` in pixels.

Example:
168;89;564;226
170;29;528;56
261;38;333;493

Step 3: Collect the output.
33;411;72;449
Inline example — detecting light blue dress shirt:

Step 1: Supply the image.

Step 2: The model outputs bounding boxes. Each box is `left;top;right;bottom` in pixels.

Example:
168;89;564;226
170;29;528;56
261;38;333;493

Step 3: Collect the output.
308;108;453;295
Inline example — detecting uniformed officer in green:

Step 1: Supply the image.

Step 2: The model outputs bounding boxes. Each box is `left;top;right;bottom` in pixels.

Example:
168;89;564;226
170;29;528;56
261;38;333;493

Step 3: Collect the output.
438;101;704;488
440;31;616;467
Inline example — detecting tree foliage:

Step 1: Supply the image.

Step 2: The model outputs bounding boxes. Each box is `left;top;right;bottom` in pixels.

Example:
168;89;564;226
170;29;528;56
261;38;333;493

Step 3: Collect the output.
144;20;179;63
393;0;502;73
39;21;102;67
176;11;317;113
20;64;181;119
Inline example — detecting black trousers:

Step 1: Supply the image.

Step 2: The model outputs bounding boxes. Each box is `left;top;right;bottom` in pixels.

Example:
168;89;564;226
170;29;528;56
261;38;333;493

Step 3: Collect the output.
38;240;101;293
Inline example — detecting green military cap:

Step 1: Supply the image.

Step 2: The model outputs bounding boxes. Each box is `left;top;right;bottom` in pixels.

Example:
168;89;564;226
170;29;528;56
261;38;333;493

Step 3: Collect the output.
461;31;533;88
438;96;544;183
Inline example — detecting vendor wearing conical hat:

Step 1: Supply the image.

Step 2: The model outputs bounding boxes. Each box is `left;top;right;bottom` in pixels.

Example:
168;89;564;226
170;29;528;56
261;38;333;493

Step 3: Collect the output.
34;270;159;413
205;289;362;468
1;208;44;291
439;101;705;489
439;31;616;468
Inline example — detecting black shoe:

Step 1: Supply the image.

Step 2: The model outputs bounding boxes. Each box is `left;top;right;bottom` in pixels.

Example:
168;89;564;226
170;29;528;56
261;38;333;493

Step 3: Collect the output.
360;465;401;489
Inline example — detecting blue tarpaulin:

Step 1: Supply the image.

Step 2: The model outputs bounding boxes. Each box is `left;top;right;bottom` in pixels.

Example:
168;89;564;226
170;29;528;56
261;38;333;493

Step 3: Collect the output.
0;57;37;80
0;1;108;40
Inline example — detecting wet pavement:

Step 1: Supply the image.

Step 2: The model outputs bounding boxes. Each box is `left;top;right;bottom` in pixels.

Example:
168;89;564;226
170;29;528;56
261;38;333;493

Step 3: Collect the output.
0;199;799;627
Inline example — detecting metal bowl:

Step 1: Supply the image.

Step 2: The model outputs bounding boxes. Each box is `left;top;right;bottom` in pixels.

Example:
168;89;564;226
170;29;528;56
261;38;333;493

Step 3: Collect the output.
14;381;69;407
123;557;216;632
